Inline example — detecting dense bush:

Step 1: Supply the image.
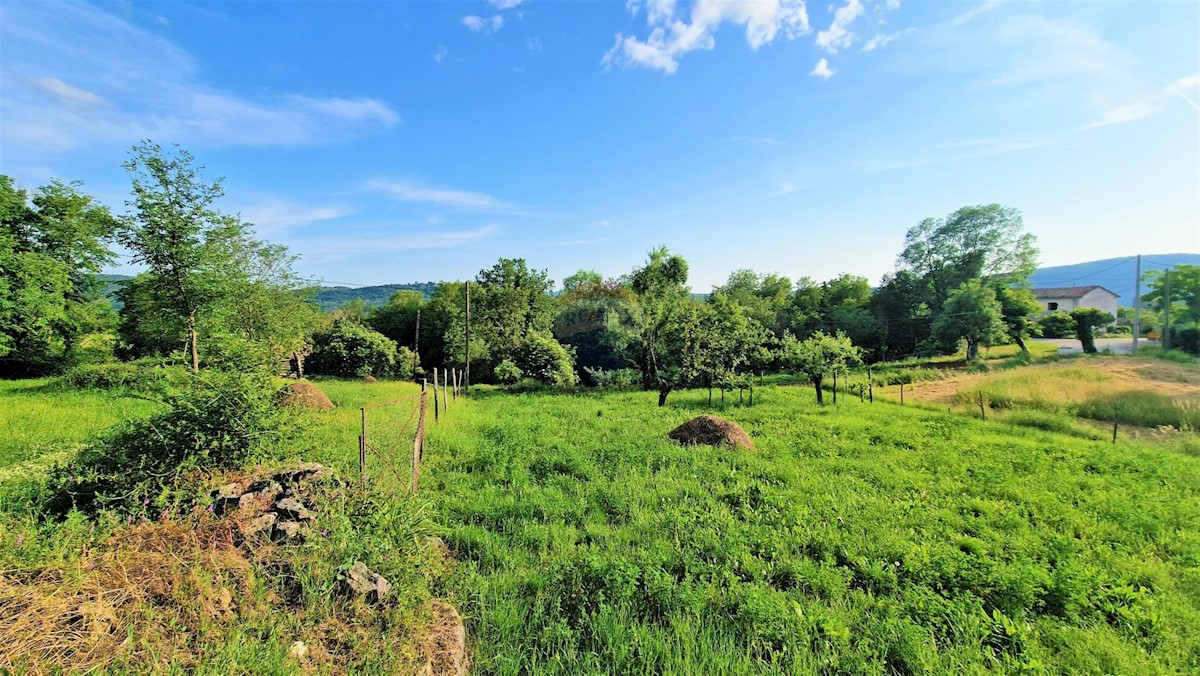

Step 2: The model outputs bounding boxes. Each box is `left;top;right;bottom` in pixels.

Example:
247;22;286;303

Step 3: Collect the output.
44;370;290;514
394;346;418;380
515;332;577;387
1173;327;1200;356
584;367;642;390
307;319;398;377
61;358;188;392
1038;311;1075;339
494;359;523;384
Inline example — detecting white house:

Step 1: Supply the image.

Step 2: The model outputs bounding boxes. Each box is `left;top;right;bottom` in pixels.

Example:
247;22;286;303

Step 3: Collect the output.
1031;285;1120;316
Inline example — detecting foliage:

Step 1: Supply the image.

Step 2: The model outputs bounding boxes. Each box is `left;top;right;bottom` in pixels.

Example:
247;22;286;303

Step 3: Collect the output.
494;359;524;385
307;319;399;377
778;330;861;404
582;367;642;390
60;359;188;393
1142;264;1200;328
932;280;1006;361
554;272;640;378
628;246;691;394
1070;307;1114;354
0;175;118;375
995;286;1043;352
515;331;577;387
1171;327;1200;356
368;290;425;353
1038;310;1076;339
41;370;290;514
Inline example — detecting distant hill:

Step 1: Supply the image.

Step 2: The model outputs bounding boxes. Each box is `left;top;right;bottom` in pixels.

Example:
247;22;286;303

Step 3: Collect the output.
313;283;437;311
1029;253;1199;305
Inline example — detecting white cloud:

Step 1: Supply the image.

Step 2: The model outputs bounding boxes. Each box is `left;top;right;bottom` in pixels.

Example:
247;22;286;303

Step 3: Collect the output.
462;15;504;33
863;28;912;52
295;225;499;259
810;57;836;79
32;77;104;105
602;0;810;75
815;0;864;53
238;200;352;236
527;37;543;51
727;135;790;147
433;44;448;63
368;180;513;211
488;0;525;9
0;0;398;158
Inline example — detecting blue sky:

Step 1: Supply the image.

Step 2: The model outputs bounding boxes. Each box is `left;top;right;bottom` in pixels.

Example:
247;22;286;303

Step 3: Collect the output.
1;0;1197;291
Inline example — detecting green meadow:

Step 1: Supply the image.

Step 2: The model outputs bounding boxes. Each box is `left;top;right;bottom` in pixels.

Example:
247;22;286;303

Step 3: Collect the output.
2;377;1199;673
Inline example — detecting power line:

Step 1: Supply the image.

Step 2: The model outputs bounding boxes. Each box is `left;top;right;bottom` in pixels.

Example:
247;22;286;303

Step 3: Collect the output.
1030;256;1136;285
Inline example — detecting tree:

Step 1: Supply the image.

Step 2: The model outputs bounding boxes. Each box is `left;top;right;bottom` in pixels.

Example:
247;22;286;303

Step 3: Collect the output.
711;269;793;336
553;272;639;380
899;204;1039;310
307;319;399;377
995;286;1043;353
1037;310;1076;339
649;298;706;406
369;290;425;353
697;295;769;405
0;175;118;374
778;331;861;405
119;143;240;371
1142;265;1200;329
1070;307;1114;354
931;280;1005;361
628;246;690;391
870;270;933;360
475;258;555;349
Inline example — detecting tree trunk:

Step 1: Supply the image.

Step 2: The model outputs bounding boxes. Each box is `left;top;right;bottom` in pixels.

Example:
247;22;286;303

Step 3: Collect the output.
966;339;979;362
1014;334;1028;354
658;387;671;407
832;371;838;404
813;376;824;405
188;312;199;372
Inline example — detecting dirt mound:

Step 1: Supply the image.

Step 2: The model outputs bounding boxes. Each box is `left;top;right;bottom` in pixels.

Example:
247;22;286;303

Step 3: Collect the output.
668;415;754;451
362;375;378;383
422;600;468;676
278;381;334;410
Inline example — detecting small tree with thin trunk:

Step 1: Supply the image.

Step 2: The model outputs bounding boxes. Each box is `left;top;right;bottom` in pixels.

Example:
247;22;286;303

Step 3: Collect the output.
119;143;241;372
931;279;1005;361
779;330;861;405
1071;307;1114;354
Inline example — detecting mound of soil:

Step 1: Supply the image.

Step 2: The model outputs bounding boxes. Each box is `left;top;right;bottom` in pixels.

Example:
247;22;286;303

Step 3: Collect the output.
278;382;334;410
362;375;378;383
668;415;754;451
422;600;468;676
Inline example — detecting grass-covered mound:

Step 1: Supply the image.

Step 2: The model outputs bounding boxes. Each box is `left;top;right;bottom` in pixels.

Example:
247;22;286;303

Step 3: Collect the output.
423;386;1200;674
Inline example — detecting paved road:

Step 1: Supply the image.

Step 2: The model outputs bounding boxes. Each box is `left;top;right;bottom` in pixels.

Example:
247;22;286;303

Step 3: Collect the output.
1030;338;1158;355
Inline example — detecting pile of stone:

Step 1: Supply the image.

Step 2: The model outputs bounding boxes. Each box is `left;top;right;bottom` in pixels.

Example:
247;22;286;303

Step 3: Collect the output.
211;463;332;543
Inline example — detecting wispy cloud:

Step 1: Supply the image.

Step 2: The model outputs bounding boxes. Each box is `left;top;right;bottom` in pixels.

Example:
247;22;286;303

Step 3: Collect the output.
602;0;810;75
862;28;912;52
462;15;504;33
294;225;499;261
815;0;864;54
488;0;525;9
32;77;104;105
433;44;449;63
810;58;836;80
367;180;514;211
238;200;352;236
0;0;398;159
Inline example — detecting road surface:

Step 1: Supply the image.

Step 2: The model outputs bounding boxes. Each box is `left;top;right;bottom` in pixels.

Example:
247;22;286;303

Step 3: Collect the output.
1030;338;1158;355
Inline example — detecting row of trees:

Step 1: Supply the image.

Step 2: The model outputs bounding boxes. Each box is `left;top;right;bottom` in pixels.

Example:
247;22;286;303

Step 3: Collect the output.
5;143;1197;394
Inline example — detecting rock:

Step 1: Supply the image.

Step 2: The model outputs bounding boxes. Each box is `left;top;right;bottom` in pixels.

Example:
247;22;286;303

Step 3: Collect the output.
668;414;754;451
363;375;377;383
238;481;283;511
288;640;308;661
423;600;468;676
274;497;314;521
344;561;391;603
245;512;277;535
274;520;305;540
214;482;245;500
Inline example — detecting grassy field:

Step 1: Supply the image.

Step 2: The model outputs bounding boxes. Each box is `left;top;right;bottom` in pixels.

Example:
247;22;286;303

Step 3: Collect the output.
2;374;1200;672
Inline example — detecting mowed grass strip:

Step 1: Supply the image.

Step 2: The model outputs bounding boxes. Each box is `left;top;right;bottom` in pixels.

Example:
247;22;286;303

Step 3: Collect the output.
418;385;1200;674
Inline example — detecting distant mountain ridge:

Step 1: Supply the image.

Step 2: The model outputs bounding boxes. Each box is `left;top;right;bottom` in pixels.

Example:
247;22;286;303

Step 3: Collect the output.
1028;253;1198;306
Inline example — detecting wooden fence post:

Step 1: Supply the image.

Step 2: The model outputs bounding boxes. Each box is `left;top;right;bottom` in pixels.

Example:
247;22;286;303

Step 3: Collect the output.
412;390;427;495
443;368;449;412
1112;414;1119;444
900;383;905;405
451;368;457;400
978;391;986;420
432;369;439;422
833;371;838;404
358;407;367;496
868;369;873;403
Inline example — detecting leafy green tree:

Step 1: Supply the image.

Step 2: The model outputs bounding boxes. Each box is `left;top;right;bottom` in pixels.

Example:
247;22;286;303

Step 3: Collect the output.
649;298;706;406
931;280;1005;361
307;319;398;377
1142;264;1200;328
120;143;243;371
628;246;690;391
697;295;769;404
1070;307;1114;354
553;272;639;380
369;290;425;352
870;270;933;360
995;286;1043;353
1037;310;1076;339
476;257;555;350
899;204;1039;310
778;331;861;404
711;269;793;336
515;331;577;386
0;175;117;374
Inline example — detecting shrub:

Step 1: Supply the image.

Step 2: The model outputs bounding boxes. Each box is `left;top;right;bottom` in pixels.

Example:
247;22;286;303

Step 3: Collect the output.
395;346;418;380
1173;327;1200;356
307;319;398;377
494;359;524;384
515;332;577;387
44;370;291;515
1038;311;1076;339
61;358;188;393
584;367;642;390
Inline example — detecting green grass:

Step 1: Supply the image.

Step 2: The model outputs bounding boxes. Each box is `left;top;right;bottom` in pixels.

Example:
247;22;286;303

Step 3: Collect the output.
416;385;1200;674
3;375;1200;672
0;379;160;472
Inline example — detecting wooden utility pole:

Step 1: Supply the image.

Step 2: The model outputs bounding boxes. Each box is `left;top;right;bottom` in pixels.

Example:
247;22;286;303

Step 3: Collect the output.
464;282;471;392
1132;255;1141;355
1163;269;1172;350
433;369;439;421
